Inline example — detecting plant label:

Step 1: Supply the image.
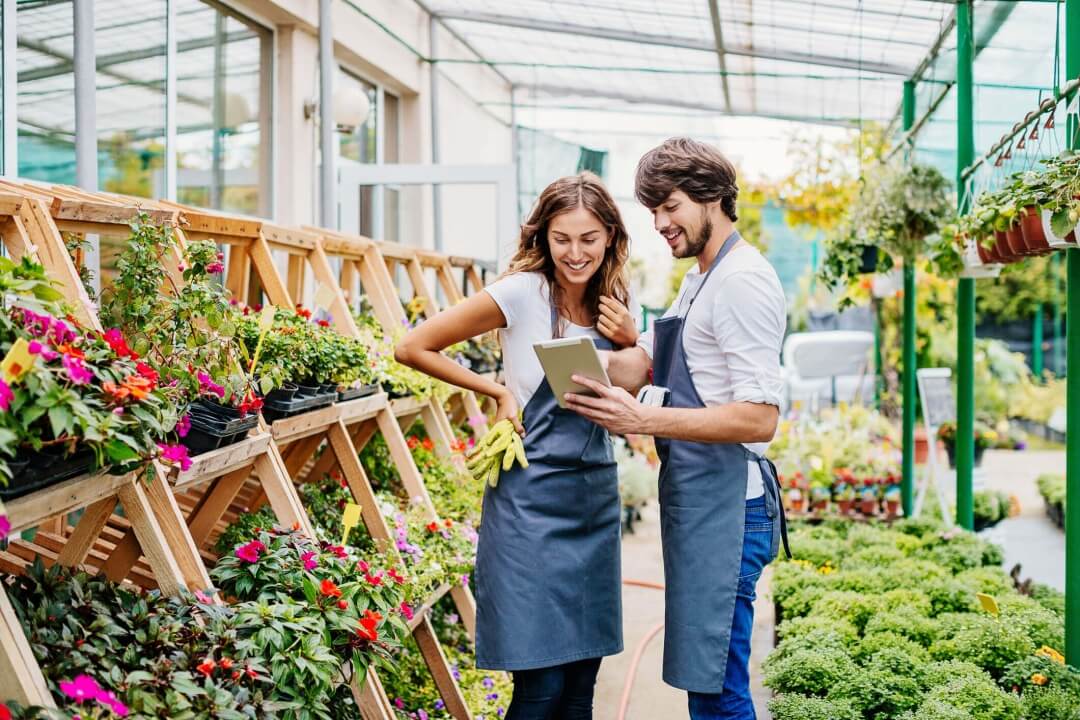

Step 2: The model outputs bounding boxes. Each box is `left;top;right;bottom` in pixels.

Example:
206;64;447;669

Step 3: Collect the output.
313;283;336;312
976;592;1000;617
1;338;36;383
258;304;276;333
341;502;362;546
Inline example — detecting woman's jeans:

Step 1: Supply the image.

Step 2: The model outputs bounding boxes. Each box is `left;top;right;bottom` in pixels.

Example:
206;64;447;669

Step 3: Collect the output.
687;494;774;720
506;657;603;720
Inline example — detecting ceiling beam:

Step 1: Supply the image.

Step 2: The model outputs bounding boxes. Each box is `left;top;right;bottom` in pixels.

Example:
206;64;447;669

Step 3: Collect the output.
435;10;913;77
706;0;733;113
519;83;860;127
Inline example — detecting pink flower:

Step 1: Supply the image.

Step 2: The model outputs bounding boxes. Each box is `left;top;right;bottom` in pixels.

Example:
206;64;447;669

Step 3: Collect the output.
206;261;225;274
467;414;487;430
235;540;265;563
27;340;43;355
194;590;213;604
176;414;191;438
60;674;103;702
357;560;370;573
157;443;192;471
197;371;225;399
327;545;347;559
62;354;93;385
0;515;9;541
96;689;129;717
301;551;318;571
400;602;414;621
51;319;76;346
0;380;12;412
20;309;52;338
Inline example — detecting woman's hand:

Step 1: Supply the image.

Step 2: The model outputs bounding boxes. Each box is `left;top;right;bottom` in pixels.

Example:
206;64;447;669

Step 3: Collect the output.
597;295;639;348
494;387;524;435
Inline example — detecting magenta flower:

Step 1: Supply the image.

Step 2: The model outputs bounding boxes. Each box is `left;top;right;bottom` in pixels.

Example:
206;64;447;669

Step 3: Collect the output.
400;602;414;621
461;573;470;587
176;414;191;438
157;443;192;472
62;354;93;385
27;340;43;355
197;371;225;399
0;515;9;541
20;309;53;338
467;414;488;430
235;539;265;563
60;674;103;702
206;261;225;274
301;551;318;571
96;689;129;717
194;590;213;604
51;319;76;346
0;379;12;412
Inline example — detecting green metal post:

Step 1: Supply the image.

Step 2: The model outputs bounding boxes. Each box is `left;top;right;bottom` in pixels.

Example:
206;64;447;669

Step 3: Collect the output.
1066;0;1080;669
901;79;917;517
1034;304;1045;378
1057;254;1066;376
956;0;976;531
873;300;883;409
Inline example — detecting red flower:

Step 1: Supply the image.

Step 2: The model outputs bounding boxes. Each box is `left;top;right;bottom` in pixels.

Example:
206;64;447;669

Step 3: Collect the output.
365;572;383;587
357;560;370;573
357;609;382;641
238;392;263;416
295;305;312;319
328;545;347;559
426;522;439;532
219;658;233;671
388;568;406;585
317;319;331;328
246;667;258;679
0;704;11;720
320;578;342;598
103;328;135;358
135;362;159;383
422;438;434;452
231;670;241;681
399;602;414;621
337;599;349;610
407;436;419;450
444;519;453;528
196;659;216;677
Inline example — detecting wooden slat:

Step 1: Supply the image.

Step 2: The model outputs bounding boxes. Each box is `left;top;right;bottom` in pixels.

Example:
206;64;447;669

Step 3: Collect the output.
0;585;57;708
310;242;362;337
186;468;252;547
270;404;343;443
328;421;395;545
249;232;294;308
173;432;271;488
415;613;472;720
55;496;116;566
114;480;187;596
5;470;136;534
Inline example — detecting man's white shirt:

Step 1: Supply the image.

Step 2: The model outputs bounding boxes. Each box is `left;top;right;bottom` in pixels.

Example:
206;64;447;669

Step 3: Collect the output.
638;243;787;499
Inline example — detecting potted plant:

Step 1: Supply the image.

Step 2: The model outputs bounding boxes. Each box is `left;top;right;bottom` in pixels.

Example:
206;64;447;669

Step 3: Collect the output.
938;420;996;469
858;478;880;515
883;482;902;517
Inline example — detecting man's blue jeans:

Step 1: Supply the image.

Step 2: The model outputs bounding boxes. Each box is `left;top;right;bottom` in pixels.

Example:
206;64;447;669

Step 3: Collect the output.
687;495;774;720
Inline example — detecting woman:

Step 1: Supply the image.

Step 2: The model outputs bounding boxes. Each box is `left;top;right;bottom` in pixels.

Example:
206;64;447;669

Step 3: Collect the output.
394;172;639;719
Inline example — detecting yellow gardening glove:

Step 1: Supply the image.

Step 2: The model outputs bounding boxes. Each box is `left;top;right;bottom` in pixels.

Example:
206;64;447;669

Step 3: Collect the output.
466;418;528;488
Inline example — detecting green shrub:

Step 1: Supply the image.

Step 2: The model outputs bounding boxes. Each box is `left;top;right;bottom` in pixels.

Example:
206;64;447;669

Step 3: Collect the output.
1020;685;1080;720
919;674;1022;720
920;659;994;691
929;614;1035;678
855;631;931;665
768;694;862;720
1030;583;1066;619
880;588;934;614
809;590;884;632
782;584;831;620
900;699;981;720
918;533;993;573
772;561;833;610
955;566;1014;598
864;607;939;647
828;654;924;718
830;567;892;595
1000;654;1080;695
893;516;949;537
923;577;980;616
777;615;860;648
997;595;1065;650
769;628;854;666
763;645;858;696
792;535;848;567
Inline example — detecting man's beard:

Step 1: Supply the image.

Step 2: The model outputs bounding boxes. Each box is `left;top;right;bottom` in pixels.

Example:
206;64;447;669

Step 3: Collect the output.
673;211;711;259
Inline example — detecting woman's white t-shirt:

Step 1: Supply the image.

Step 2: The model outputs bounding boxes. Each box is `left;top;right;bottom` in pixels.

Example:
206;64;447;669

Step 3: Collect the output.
484;271;638;409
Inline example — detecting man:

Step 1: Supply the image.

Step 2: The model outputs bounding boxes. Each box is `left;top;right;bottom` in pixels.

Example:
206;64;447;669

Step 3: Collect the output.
565;137;790;720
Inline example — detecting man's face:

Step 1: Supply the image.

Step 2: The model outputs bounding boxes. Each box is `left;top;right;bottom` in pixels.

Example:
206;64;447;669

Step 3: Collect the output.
650;189;711;259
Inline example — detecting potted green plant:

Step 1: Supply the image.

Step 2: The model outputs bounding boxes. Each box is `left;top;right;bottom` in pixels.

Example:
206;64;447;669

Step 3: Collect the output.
938;420;996;469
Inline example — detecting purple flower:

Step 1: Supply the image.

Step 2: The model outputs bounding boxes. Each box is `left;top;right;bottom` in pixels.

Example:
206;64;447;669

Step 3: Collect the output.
112;407;124;416
434;700;445;711
176;414;191;438
20;309;53;337
0;379;12;412
497;709;505;717
446;613;459;625
197;371;225;399
51;319;75;345
418;711;429;720
461;573;470;587
451;664;461;681
482;677;494;689
62;354;93;385
60;675;103;702
485;693;499;701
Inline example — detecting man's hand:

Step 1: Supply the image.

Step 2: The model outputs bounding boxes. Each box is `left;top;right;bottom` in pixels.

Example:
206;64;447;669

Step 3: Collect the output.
564;374;651;436
596;295;639;348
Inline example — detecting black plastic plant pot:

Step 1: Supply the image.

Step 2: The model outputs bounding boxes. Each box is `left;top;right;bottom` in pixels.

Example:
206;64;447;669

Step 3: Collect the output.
295;382;323;398
189;398;243;421
181;412;259;456
337;383;380;402
858;245;879;274
1;449;95;501
319;382;337;394
264;382;299;404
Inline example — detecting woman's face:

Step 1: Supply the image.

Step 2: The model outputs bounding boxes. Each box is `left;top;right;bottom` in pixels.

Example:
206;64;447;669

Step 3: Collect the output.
547;205;611;291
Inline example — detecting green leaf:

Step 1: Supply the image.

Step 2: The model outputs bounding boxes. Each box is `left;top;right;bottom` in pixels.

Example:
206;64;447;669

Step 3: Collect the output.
47;404;73;438
105;438;141;464
1050;208;1074;239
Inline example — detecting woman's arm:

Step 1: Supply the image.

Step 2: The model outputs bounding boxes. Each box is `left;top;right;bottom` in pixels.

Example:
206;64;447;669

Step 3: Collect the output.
394;292;523;432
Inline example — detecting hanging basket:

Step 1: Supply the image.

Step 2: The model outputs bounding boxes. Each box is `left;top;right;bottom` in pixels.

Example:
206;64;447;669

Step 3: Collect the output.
1041;208;1077;249
1019;206;1052;254
960;234;1002;279
991;230;1021;263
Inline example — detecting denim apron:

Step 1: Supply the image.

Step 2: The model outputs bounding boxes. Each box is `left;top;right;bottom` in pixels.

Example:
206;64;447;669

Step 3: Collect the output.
653;232;790;692
474;306;622;670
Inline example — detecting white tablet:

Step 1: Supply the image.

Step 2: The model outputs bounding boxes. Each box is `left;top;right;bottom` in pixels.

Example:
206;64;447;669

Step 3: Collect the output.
533;336;611;409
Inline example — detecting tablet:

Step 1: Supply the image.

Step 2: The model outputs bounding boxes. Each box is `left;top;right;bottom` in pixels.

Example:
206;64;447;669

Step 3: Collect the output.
533;336;611;409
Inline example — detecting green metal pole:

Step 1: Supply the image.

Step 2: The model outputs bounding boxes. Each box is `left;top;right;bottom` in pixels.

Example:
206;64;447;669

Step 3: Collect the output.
1066;0;1080;669
1057;254;1066;376
956;0;976;531
1034;304;1045;378
874;300;883;409
901;79;917;517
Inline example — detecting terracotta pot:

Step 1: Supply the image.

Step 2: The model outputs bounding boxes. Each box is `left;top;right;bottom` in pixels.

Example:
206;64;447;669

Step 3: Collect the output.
837;499;854;515
811;500;829;513
790;498;805;513
993;230;1020;263
860;499;878;515
1020;206;1052;254
915;426;929;464
974;236;994;264
886;499;901;518
1005;224;1029;256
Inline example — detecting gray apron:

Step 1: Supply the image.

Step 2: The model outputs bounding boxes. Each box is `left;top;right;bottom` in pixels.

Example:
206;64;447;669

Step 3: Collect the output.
653;231;790;692
474;307;622;671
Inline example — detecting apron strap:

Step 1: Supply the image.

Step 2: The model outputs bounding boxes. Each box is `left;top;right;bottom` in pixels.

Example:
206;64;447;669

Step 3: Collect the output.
752;453;792;561
680;230;742;315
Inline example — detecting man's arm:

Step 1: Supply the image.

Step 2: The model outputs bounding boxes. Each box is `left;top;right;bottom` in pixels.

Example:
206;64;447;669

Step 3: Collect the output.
603;346;651;395
564;375;778;443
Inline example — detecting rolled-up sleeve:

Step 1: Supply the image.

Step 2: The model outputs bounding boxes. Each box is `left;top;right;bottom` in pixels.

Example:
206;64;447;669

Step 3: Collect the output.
712;270;786;406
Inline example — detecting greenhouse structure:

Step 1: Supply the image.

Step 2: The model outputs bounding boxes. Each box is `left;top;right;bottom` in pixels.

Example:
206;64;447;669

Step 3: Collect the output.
0;1;1077;719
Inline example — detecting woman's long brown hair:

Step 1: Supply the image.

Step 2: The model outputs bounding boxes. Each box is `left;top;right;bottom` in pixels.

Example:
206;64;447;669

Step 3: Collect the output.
504;172;631;338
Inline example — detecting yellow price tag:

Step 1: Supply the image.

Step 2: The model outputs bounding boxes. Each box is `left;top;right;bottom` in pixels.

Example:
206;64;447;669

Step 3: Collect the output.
258;304;276;333
341;502;362;547
976;592;1000;617
313;283;336;312
1;338;36;384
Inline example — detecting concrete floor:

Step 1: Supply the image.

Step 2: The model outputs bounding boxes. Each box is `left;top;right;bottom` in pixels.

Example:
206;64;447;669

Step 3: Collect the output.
593;447;1067;720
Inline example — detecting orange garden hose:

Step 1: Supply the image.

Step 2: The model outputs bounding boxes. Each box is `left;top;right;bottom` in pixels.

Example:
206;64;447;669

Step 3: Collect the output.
617;579;666;720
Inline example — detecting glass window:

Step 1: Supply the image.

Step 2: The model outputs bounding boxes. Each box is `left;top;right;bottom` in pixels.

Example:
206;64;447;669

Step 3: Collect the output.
384;92;400;243
17;0;77;183
175;0;271;216
337;69;377;236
